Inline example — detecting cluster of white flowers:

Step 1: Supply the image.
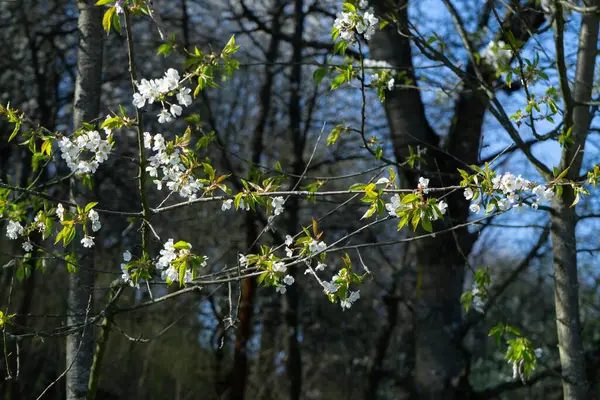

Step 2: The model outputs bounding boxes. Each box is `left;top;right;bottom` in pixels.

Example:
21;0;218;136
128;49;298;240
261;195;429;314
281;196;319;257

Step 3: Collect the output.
364;59;395;91
132;68;192;124
34;212;45;232
308;238;327;255
481;40;512;71
341;290;361;310
155;239;207;283
81;235;94;248
466;172;554;213
276;274;295;294
144;133;204;200
58;130;112;175
22;239;33;252
418;177;430;194
384;177;448;221
88;209;101;232
271;196;285;216
120;250;139;288
333;4;379;42
5;220;24;240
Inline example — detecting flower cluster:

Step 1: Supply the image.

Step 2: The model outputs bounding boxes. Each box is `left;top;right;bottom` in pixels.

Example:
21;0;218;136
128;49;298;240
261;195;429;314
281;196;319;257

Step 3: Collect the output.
384;176;448;222
144;133;204;200
132;68;192;124
120;250;139;288
81;236;94;248
465;172;554;214
57;130;112;175
155;238;207;284
321;274;361;310
6;220;24;240
364;59;395;91
275;274;295;294
308;238;327;255
271;196;285;216
333;3;379;42
88;209;101;232
481;40;512;71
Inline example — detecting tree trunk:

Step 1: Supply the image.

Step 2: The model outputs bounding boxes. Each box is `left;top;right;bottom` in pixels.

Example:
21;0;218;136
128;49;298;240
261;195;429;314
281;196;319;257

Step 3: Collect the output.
550;2;599;398
283;1;305;399
230;3;283;398
368;1;544;397
66;1;103;399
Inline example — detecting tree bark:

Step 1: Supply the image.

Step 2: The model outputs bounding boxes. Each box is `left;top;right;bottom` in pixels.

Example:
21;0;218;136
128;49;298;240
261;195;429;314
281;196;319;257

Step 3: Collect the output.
66;1;103;399
550;2;599;398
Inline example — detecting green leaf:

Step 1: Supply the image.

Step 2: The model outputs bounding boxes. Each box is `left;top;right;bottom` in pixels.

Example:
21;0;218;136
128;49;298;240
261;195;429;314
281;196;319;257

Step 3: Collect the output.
157;43;173;57
313;67;327;85
112;11;122;34
102;7;115;34
330;74;346;90
64;226;76;247
8;122;20;142
421;216;432;232
173;241;191;250
95;0;114;5
411;212;420;231
342;2;356;12
257;271;269;285
348;183;366;191
84;202;98;213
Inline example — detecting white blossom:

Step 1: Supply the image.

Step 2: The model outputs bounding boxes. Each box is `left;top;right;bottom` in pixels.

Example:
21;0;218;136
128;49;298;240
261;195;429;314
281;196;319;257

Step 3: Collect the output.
322;281;339;294
308;239;327;254
115;0;124;14
6;221;24;240
418;177;430;193
276;284;287;294
169;104;182;118
387;78;395;91
22;240;33;252
271;196;285;216
177;87;192;107
158;108;173;124
143;132;153;149
481;40;512;70
285;235;293;246
464;188;474;200
341;290;361;309
273;261;287;273
333;11;355;41
56;204;65;221
221;199;233;211
81;236;95;248
123;250;132;262
356;12;378;40
283;275;295;285
34;212;45;232
469;203;481;214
